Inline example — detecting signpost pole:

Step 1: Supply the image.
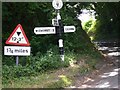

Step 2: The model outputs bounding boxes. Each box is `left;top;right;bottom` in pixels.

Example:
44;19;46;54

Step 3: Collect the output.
34;0;75;61
34;0;76;61
56;10;64;61
16;56;19;65
52;0;64;61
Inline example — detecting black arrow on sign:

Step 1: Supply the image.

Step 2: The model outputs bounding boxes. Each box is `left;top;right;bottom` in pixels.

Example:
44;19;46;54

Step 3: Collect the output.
16;32;21;43
17;32;21;36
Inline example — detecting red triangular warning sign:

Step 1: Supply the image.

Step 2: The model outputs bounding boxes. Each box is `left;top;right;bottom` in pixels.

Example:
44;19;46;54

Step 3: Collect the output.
6;24;30;46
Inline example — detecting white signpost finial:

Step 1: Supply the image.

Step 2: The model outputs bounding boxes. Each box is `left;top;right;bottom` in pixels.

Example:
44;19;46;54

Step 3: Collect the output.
34;0;76;62
52;0;63;10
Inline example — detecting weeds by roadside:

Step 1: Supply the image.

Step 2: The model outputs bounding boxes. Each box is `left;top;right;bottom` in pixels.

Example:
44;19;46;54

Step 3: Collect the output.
2;45;102;88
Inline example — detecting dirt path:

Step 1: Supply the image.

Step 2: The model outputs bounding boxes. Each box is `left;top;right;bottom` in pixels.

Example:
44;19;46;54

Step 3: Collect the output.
72;62;119;88
68;43;120;88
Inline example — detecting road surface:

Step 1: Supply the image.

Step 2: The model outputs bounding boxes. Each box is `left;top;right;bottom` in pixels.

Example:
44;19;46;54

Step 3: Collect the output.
70;42;120;88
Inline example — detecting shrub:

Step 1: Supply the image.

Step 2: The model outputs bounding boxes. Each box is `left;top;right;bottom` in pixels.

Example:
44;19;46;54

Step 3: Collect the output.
2;46;74;84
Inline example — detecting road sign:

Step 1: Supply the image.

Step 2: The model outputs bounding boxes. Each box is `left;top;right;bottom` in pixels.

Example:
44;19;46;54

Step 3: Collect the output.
52;0;63;10
64;26;76;33
5;24;30;46
34;27;56;34
52;19;59;26
4;46;31;56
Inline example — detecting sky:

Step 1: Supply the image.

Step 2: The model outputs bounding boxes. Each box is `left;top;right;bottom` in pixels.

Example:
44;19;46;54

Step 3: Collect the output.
78;9;96;23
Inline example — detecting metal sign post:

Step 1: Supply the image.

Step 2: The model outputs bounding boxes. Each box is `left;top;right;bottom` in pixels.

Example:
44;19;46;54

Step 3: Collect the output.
34;0;76;61
52;0;64;61
56;10;64;61
16;56;19;65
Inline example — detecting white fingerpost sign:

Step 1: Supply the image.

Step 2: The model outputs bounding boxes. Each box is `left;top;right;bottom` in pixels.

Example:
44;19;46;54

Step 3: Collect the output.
64;26;76;33
34;27;56;34
52;19;59;26
4;46;31;56
52;0;63;10
34;1;76;62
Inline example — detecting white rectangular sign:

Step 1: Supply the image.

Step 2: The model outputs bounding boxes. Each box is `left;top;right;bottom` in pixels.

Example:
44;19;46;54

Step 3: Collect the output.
52;19;59;26
34;27;56;34
64;26;75;33
4;46;31;56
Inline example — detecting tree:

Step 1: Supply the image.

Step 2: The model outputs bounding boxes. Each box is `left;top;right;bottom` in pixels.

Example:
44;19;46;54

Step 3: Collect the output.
92;2;120;41
2;2;94;55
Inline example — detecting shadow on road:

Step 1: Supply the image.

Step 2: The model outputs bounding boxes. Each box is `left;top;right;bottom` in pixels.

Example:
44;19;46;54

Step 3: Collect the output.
69;41;120;88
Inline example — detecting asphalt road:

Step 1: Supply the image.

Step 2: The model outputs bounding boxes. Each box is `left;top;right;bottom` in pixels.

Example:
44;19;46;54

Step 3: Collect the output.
70;42;120;88
79;64;119;88
80;42;120;88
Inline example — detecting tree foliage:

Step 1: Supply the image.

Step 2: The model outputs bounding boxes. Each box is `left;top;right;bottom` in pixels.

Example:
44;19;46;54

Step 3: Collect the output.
92;2;120;40
2;2;94;55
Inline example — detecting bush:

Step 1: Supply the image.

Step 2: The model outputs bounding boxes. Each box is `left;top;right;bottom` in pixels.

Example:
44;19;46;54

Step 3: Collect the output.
2;46;75;84
3;42;102;86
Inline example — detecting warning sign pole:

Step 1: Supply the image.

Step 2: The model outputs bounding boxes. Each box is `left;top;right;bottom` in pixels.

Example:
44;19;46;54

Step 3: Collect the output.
16;56;19;65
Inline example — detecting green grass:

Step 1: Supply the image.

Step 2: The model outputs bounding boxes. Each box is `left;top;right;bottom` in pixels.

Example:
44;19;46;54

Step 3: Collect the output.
3;72;56;88
3;68;74;88
3;56;102;88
